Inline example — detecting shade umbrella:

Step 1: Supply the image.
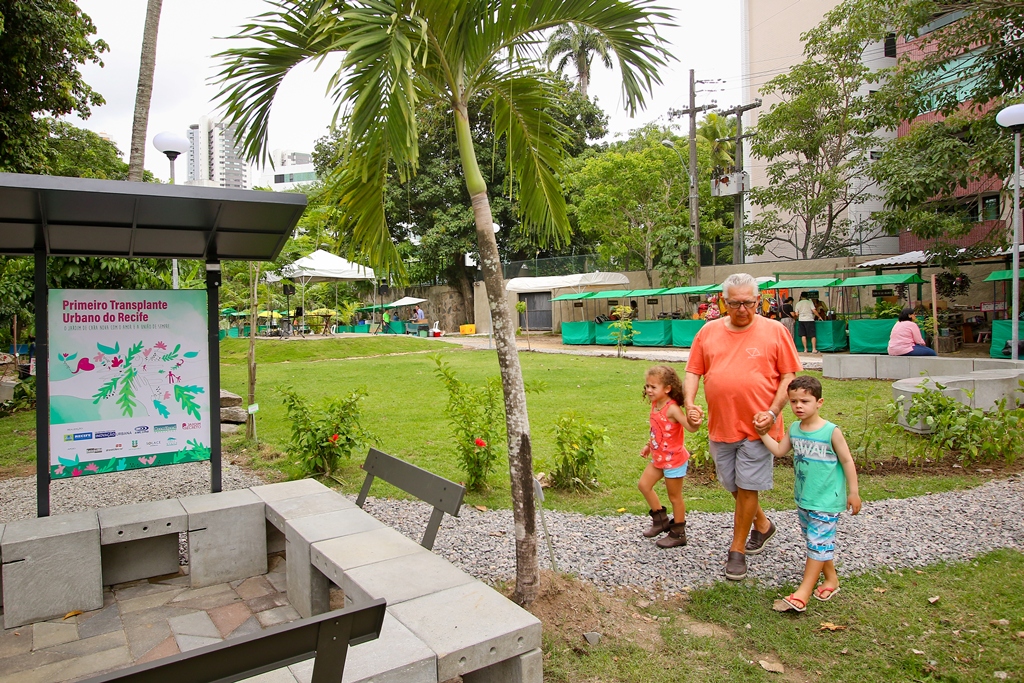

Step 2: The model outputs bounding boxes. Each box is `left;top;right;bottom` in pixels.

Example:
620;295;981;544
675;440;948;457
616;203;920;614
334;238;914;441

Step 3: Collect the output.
281;250;377;335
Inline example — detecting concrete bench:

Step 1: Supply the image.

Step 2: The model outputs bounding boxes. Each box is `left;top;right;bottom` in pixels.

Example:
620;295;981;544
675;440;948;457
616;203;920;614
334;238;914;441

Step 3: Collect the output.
892;368;1024;433
823;354;1024;380
97;498;187;586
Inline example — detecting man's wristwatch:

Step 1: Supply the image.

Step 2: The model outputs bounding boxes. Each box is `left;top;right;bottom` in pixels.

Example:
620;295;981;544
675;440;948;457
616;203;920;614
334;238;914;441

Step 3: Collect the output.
766;409;777;422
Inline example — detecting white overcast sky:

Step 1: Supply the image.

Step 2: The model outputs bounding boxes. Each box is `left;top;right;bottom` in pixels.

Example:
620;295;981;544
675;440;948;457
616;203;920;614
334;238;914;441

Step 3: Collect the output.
73;0;743;183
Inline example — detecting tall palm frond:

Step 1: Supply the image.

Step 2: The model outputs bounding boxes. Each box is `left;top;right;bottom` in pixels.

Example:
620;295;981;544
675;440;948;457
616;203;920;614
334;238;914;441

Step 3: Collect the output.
543;24;613;97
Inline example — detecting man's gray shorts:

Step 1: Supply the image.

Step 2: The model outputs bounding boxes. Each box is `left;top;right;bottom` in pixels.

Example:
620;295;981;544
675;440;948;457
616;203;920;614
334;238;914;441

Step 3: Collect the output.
709;438;774;492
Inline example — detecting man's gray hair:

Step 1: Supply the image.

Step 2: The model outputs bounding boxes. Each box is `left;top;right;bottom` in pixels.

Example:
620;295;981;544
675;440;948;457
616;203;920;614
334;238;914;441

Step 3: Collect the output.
721;273;759;299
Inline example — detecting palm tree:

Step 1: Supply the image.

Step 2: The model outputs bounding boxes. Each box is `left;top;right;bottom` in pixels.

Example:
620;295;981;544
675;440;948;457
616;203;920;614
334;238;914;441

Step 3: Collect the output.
127;0;163;182
543;24;614;98
214;0;670;605
697;111;736;172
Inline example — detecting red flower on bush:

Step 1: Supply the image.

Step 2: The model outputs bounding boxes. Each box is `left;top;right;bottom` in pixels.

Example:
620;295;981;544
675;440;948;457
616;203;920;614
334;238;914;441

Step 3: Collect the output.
330;433;340;443
474;438;487;448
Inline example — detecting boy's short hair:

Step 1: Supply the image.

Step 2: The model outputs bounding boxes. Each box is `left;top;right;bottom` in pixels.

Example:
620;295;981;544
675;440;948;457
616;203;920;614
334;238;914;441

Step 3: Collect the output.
788;375;822;399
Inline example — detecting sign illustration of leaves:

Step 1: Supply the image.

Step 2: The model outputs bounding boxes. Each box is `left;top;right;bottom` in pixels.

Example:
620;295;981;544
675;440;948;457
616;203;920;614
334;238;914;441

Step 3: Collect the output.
92;376;119;403
184;351;199;359
161;344;181;362
153;400;170;419
117;367;138;416
174;383;204;420
125;341;144;366
97;341;120;356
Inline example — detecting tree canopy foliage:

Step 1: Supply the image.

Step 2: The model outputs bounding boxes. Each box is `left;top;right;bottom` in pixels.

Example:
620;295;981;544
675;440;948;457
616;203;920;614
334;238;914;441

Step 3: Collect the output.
0;0;107;173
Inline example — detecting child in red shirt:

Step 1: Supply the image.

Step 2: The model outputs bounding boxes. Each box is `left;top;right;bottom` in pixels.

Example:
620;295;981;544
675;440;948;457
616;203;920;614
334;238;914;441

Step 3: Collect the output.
639;365;703;548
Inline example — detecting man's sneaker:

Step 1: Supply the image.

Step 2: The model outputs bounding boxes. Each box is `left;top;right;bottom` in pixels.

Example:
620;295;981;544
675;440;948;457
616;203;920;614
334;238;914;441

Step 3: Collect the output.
745;519;777;555
725;550;747;581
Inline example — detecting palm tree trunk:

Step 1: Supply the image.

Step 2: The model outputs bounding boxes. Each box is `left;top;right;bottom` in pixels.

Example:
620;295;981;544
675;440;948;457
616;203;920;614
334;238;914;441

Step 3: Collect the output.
246;262;259;440
455;105;539;605
128;0;163;182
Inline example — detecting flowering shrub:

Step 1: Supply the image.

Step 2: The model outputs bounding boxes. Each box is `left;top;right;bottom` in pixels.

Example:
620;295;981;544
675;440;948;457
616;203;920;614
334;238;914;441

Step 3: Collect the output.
278;386;373;483
550;411;608;491
432;355;504;490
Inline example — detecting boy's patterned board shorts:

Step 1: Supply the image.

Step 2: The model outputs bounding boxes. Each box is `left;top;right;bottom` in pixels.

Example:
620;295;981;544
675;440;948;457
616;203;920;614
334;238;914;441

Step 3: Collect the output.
797;508;841;561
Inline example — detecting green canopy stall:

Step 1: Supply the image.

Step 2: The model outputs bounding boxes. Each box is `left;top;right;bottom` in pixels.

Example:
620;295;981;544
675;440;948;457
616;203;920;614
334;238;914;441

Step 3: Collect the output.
554;292;598;344
768;278;846;352
839;274;927;353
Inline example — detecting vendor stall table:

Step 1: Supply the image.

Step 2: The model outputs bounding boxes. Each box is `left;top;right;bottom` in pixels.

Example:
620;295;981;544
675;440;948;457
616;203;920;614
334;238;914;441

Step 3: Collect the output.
561;320;596;345
596;321;631;346
848;319;897;354
793;320;848;352
632;320;673;346
991;319;1014;358
671;320;705;347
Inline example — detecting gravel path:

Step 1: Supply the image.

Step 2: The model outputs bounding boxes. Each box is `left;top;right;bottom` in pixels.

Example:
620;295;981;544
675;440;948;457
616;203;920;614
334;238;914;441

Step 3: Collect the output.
2;468;1021;596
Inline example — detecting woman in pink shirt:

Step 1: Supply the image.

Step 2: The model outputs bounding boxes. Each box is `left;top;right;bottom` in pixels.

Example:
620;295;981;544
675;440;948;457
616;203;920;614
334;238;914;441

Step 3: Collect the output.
887;308;937;356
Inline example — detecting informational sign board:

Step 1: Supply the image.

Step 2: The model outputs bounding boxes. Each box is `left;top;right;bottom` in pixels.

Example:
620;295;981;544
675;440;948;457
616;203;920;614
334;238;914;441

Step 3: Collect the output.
871;288;895;297
48;289;211;479
982;301;1007;312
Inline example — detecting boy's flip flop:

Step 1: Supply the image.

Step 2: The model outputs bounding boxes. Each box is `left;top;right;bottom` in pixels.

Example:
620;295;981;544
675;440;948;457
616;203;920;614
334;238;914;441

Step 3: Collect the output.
772;595;807;613
813;585;841;602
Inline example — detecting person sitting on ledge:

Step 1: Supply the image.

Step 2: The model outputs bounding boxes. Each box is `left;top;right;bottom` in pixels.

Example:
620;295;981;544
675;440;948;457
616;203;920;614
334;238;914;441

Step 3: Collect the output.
887;307;937;357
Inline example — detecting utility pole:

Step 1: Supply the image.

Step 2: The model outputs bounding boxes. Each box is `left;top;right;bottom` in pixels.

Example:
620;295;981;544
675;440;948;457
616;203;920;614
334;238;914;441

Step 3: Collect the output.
668;69;716;283
716;98;762;264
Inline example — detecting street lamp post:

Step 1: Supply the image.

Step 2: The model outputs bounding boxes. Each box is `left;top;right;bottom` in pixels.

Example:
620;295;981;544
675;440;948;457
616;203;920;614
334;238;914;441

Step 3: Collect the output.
997;103;1024;361
661;139;698;284
153;131;190;289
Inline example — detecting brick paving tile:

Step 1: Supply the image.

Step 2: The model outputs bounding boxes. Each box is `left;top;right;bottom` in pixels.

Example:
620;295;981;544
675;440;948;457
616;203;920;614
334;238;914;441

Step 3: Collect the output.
267;554;286;572
123;620;174;660
255;606;300;628
208;602;252;638
227;616;263;640
0;646;132;683
112;580;183;601
173;634;222;652
0;629;34;659
0;650;64;678
76;604;123;640
31;622;77;650
168;612;220;639
45;630;127;659
134;635;180;665
266;572;288;593
246;592;289;614
154;574;192;587
169;584;233;603
235;576;275;601
117;588;185;615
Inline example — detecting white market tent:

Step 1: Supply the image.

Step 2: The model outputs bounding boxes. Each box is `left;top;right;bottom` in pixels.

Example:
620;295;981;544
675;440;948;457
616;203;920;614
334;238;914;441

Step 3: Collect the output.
386;296;427;308
505;272;630;293
279;250;377;333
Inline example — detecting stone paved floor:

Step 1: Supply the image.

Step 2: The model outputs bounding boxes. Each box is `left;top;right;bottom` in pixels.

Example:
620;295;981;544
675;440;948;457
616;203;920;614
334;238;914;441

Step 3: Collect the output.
0;554;316;683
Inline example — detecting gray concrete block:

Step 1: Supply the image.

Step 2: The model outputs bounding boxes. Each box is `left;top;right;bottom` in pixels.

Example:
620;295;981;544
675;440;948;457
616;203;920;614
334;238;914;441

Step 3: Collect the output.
249;479;332;504
875;355;910;380
463;647;543;683
910;357;974;378
97;498;187;544
343;551;475;607
180;490;267;588
265;491;356;533
267;524;286;555
101;534;180;586
839;354;878;379
287;612;436;683
821;354;841;379
972;359;1024;371
310;527;426;585
389;581;542;682
286;509;388;619
1;511;103;628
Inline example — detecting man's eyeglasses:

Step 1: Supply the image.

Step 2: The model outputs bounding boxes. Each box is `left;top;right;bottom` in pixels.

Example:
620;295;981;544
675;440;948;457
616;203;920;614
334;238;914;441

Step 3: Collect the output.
724;299;758;310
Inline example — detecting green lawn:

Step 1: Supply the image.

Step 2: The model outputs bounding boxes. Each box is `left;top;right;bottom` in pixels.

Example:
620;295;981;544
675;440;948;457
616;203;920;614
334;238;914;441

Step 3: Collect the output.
0;338;1006;514
542;549;1024;682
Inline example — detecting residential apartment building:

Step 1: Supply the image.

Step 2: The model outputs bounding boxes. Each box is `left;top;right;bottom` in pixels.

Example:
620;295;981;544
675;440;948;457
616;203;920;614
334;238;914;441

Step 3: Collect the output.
742;0;899;259
258;150;318;191
186;116;249;190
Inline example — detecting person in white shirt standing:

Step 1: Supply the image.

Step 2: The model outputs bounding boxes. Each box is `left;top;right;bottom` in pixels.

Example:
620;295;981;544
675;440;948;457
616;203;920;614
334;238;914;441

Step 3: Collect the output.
794;293;821;354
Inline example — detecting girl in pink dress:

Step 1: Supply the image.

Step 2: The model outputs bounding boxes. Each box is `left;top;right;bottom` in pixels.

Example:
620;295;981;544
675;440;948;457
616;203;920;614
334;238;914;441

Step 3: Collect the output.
638;365;703;548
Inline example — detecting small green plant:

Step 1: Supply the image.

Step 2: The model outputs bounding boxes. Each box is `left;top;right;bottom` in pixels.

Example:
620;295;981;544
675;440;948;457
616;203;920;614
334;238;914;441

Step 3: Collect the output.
846;388;901;466
278;385;372;483
432;355;505;490
608;305;636;357
338;300;360;327
898;381;1024;466
873;300;902;319
550;411;608;491
0;377;35;417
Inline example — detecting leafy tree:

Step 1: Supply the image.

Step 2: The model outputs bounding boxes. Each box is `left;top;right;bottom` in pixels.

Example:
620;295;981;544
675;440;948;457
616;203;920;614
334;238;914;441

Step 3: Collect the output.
697;112;736;172
747;15;883;259
543;24;613;98
214;0;670;605
43;119;157;181
0;0;107;173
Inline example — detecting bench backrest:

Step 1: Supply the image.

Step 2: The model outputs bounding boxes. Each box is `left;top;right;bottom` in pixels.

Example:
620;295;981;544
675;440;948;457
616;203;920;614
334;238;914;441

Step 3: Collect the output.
81;599;386;683
355;448;465;550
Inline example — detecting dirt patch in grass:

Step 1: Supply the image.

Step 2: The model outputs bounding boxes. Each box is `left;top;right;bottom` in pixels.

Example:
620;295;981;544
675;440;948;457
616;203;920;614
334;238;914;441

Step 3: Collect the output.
773;453;1024;477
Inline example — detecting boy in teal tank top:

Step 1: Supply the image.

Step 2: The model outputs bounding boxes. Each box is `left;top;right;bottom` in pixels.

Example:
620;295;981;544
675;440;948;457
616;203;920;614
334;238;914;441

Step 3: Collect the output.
756;375;861;613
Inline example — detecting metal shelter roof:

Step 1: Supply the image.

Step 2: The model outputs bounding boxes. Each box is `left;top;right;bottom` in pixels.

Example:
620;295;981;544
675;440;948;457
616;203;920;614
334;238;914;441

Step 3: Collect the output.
0;173;306;260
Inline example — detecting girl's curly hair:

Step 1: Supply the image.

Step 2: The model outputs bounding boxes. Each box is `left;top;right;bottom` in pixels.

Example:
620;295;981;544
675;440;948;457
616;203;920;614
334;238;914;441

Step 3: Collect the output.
644;365;684;405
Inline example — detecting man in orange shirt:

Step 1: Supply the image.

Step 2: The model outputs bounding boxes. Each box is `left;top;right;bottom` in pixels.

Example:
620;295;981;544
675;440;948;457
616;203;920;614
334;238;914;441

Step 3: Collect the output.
684;273;801;580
